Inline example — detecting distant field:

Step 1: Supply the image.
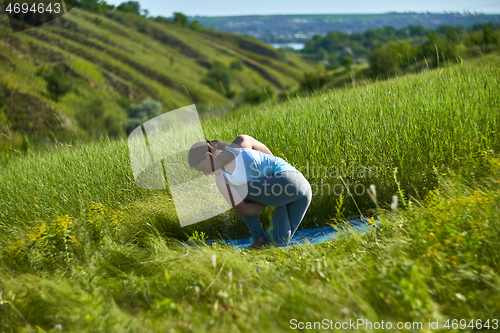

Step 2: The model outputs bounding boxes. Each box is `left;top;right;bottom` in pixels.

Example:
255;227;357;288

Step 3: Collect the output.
193;12;500;43
193;13;399;24
0;56;499;332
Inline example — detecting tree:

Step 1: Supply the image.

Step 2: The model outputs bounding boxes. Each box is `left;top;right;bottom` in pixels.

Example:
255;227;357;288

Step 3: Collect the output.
363;29;379;41
43;64;73;102
242;88;273;105
173;12;188;26
189;20;201;30
201;63;232;96
369;48;398;77
382;41;416;69
342;56;353;70
123;98;163;133
464;32;482;48
230;59;243;71
420;31;458;66
155;16;174;24
115;1;141;15
408;25;427;37
76;97;122;139
483;25;499;46
381;26;397;40
316;48;329;64
438;25;460;44
299;72;330;92
76;0;114;13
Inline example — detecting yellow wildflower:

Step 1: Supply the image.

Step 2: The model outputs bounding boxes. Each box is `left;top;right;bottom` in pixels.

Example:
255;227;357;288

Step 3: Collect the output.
54;215;72;232
27;223;47;242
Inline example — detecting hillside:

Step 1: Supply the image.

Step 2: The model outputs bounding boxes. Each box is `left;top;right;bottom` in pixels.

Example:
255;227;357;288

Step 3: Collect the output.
193;12;500;43
0;54;499;331
0;6;316;144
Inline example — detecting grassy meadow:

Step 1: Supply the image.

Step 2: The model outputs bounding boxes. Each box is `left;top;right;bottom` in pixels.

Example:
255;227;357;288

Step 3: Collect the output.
0;54;499;331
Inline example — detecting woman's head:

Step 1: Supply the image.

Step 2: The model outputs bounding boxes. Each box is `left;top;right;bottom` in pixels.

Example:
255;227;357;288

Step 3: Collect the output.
188;140;228;176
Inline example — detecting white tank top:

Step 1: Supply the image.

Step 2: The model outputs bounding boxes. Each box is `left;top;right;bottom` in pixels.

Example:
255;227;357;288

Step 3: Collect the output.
220;147;249;186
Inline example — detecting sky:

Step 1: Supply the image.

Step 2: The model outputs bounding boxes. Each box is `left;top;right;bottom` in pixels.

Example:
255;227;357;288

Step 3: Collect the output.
104;0;500;17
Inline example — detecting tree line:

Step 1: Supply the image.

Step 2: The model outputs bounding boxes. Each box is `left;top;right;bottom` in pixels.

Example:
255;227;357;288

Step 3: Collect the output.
76;0;200;29
301;23;500;73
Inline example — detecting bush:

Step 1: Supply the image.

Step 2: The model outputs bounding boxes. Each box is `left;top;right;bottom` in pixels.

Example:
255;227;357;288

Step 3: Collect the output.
242;88;273;105
154;16;173;24
123;98;163;133
201;63;233;96
419;32;459;67
189;20;201;30
173;12;188;26
482;25;499;47
382;41;418;70
299;72;330;92
342;55;353;70
369;48;398;78
76;0;115;13
76;97;123;139
230;59;243;71
42;64;73;102
439;25;461;44
115;1;141;14
464;32;483;48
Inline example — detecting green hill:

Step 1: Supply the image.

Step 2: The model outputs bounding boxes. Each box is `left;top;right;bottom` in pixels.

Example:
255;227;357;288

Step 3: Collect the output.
0;53;499;331
0;6;316;145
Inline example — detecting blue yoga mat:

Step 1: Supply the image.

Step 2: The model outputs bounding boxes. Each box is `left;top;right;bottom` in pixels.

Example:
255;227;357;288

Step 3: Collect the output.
194;217;379;250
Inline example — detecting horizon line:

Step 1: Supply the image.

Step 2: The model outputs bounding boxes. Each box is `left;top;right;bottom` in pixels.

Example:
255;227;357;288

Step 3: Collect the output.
185;11;500;18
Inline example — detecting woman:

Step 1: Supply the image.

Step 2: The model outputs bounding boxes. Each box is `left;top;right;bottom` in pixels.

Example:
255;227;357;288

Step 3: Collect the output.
188;135;312;250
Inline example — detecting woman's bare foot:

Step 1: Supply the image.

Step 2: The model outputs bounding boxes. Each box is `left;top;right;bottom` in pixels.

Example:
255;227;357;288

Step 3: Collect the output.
246;236;268;250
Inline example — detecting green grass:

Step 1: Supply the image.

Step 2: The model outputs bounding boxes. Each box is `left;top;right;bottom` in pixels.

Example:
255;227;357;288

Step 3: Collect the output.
0;58;499;331
1;59;499;229
1;167;499;332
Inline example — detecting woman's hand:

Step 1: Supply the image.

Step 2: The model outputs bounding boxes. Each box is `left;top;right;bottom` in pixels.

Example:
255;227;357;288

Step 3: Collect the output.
231;135;273;155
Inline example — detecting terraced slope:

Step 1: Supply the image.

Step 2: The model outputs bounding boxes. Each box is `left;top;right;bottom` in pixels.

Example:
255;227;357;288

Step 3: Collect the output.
0;7;316;142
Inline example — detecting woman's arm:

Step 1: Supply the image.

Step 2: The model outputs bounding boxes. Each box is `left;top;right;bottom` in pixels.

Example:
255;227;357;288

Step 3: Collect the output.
215;174;267;217
231;135;273;156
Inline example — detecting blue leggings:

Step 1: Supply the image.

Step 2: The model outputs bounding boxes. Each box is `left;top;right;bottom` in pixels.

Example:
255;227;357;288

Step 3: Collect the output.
236;170;312;246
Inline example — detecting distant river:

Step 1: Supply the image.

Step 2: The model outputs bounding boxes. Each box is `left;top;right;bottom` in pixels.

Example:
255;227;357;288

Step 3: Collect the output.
270;43;305;50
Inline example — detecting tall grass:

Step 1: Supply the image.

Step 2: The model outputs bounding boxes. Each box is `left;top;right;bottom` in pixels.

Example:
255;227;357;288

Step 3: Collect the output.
1;161;499;331
1;62;498;232
1;59;499;332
